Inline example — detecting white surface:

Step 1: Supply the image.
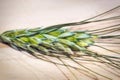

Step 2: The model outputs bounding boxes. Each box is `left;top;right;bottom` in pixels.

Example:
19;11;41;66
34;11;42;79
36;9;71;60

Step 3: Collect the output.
0;0;120;80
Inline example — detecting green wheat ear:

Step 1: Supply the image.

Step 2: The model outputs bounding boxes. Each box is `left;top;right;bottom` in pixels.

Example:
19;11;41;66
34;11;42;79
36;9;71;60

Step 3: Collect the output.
0;27;98;56
0;5;120;80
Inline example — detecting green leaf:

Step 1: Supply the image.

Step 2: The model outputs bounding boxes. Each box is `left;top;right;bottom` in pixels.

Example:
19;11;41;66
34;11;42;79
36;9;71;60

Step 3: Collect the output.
18;37;29;43
59;39;85;51
54;43;73;54
35;34;44;38
66;36;77;42
43;34;58;41
58;32;75;38
29;37;41;44
0;35;11;43
84;39;94;45
30;44;50;55
48;27;68;36
29;27;41;32
75;33;90;39
77;39;94;47
76;40;88;47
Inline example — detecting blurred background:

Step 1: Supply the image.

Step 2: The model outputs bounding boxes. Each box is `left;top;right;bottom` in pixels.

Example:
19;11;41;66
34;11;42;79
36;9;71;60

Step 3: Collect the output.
0;0;120;80
0;0;120;32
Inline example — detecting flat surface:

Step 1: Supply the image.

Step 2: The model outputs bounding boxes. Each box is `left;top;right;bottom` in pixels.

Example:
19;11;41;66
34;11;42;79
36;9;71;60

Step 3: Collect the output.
0;0;120;80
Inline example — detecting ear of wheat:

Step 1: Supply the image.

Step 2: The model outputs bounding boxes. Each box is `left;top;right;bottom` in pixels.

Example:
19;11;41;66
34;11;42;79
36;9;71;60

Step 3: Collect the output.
0;5;120;80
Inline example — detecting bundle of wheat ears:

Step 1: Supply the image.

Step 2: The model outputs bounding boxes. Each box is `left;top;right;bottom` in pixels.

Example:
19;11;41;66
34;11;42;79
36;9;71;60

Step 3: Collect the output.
0;5;120;80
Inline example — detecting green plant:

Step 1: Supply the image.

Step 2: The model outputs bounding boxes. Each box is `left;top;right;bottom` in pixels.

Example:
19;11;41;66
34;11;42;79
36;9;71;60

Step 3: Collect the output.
0;5;120;80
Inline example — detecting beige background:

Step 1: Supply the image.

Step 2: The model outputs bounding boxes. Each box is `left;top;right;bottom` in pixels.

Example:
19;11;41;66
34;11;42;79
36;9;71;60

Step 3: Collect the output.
0;0;120;80
0;0;120;32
